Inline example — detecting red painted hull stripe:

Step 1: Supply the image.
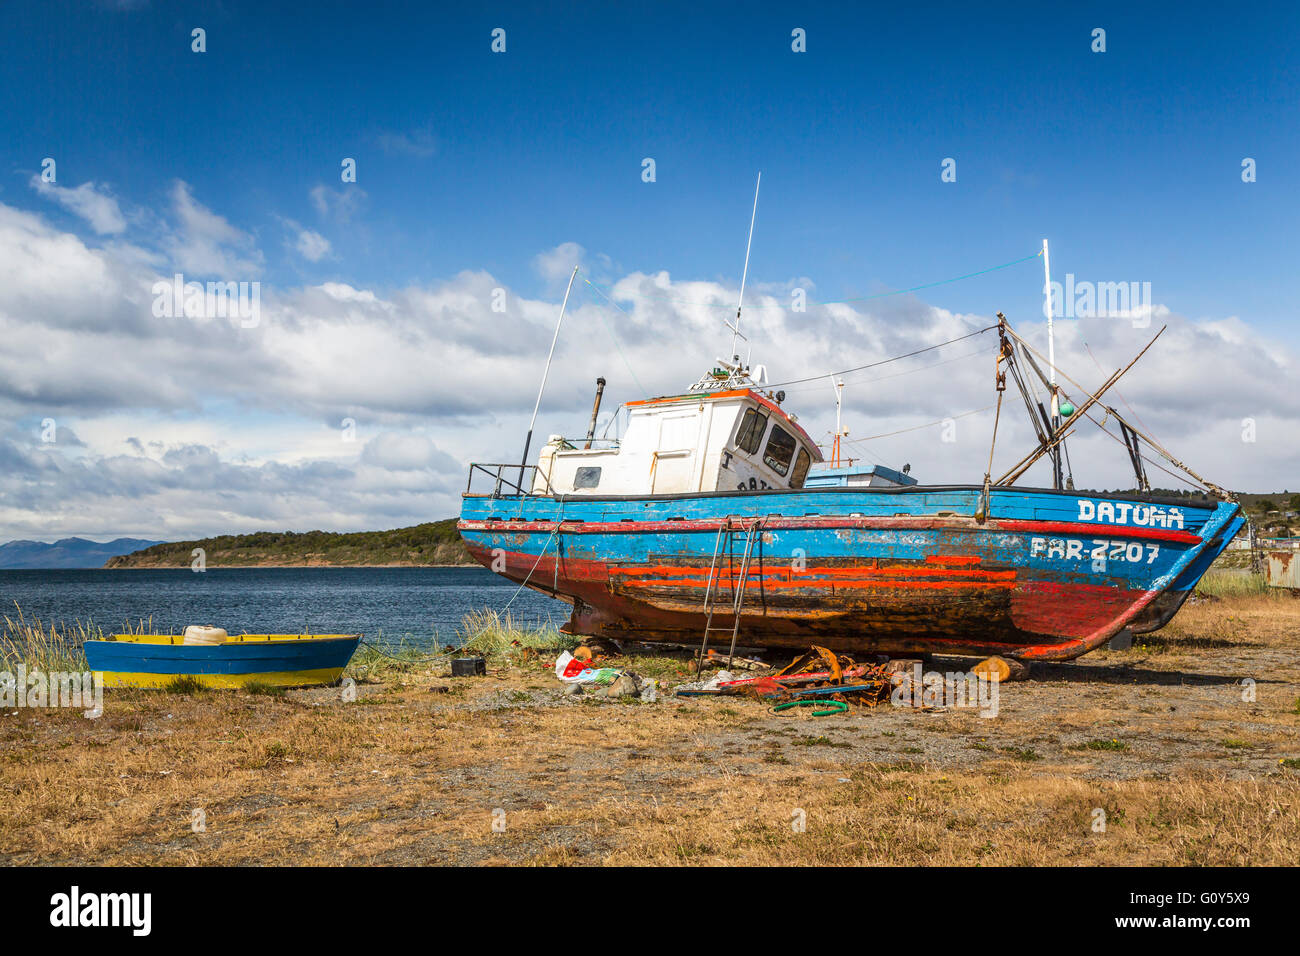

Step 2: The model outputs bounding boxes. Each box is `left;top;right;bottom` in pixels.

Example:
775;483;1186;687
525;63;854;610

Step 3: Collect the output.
622;578;1014;592
613;567;1019;582
459;516;1201;544
993;519;1200;544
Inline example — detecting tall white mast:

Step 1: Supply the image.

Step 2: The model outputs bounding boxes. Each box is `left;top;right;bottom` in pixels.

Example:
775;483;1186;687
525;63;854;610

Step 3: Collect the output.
1042;238;1056;397
830;375;846;466
727;172;761;364
519;265;579;489
1042;237;1064;489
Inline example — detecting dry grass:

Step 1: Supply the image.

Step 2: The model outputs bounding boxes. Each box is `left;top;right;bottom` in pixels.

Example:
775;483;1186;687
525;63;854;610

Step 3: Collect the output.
1;606;92;673
1197;569;1272;598
1;594;1297;866
1;602;159;674
456;609;575;657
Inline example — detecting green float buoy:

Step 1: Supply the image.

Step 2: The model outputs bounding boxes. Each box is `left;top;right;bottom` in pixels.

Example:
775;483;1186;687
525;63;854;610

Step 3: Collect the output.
1058;400;1075;418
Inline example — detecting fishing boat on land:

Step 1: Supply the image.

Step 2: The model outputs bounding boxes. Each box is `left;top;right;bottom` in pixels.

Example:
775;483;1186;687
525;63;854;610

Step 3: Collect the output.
458;183;1242;662
459;361;1239;661
84;629;360;689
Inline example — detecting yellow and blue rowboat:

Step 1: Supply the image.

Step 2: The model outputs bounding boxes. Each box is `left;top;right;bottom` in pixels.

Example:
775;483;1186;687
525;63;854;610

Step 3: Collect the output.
84;633;361;689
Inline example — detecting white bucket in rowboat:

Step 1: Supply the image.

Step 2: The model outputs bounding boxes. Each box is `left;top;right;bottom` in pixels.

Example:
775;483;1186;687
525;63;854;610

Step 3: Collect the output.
182;625;228;645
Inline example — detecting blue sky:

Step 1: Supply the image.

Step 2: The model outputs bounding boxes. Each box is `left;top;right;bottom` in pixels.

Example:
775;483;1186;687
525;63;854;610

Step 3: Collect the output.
0;1;1296;539
6;1;1295;322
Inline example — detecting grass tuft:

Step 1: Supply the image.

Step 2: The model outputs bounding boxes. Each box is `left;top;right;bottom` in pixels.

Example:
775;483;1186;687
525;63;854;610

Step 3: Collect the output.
163;675;206;695
1;604;93;673
1196;570;1270;598
457;610;575;659
346;637;437;681
2;603;158;674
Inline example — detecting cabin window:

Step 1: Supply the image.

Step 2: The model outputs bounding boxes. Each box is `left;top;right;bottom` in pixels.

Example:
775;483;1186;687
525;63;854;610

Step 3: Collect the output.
734;408;768;455
573;466;602;489
763;426;797;476
790;448;812;488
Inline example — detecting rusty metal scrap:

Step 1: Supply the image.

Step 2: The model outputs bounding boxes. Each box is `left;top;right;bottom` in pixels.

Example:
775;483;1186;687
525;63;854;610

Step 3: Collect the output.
690;644;895;710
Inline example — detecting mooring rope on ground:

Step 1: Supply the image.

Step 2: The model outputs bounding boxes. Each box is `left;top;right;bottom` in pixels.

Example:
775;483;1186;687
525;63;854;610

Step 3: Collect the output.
356;638;457;664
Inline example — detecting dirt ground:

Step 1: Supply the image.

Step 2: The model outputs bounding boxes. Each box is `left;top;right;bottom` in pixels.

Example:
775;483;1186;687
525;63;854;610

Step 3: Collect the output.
2;591;1298;866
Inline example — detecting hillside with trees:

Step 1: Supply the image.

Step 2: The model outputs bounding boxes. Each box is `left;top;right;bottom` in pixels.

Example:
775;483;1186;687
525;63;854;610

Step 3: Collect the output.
105;519;474;568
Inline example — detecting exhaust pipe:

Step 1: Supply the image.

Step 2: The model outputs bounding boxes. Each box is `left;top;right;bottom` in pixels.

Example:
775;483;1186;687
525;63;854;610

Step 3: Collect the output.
584;377;607;449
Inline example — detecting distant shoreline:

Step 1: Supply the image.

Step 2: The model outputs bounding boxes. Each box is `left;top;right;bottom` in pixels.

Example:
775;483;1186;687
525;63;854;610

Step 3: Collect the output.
99;518;476;569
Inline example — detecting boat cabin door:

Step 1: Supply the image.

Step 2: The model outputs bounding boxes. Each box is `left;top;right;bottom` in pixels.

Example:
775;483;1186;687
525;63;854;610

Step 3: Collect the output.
650;411;699;493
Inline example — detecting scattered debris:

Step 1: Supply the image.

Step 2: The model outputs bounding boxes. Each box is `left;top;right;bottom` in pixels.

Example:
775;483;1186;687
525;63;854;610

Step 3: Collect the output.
553;650;656;702
451;657;487;677
675;645;895;712
772;699;849;717
605;674;640;699
555;650;620;686
971;655;1029;682
698;649;768;671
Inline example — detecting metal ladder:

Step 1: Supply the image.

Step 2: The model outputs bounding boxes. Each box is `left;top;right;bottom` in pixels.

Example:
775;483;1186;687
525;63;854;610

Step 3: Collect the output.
696;518;762;675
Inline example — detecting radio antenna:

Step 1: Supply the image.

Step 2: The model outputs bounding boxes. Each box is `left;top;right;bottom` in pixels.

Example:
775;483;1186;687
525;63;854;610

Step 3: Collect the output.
726;172;761;364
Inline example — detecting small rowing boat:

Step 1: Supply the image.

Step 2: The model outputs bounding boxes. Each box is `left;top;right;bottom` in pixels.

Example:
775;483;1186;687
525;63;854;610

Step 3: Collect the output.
84;630;360;689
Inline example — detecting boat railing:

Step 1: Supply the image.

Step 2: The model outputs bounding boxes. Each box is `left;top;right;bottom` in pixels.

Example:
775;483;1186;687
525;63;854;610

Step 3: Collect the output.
548;437;622;451
465;462;551;497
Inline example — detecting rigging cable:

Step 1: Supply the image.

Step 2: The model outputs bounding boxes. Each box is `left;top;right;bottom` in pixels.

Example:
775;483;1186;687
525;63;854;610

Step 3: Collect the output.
1079;408;1203;491
1083;341;1160;445
998;322;1228;497
500;500;568;613
842;404;995;446
777;345;990;395
578;249;1042;312
575;272;649;396
763;326;997;390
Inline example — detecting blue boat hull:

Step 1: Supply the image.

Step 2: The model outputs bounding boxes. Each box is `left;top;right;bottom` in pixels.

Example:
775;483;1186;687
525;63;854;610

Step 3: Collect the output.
459;485;1240;660
84;635;360;688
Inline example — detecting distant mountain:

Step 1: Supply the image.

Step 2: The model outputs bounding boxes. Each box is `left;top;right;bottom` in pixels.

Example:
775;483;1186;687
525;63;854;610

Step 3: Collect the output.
0;537;166;570
105;519;473;568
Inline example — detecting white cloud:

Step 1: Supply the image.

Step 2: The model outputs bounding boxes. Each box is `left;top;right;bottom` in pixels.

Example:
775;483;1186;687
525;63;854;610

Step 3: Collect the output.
310;184;366;223
533;241;585;284
295;229;331;261
361;432;459;471
28;177;127;234
0;193;1295;540
375;128;437;158
280;217;332;261
166;180;263;276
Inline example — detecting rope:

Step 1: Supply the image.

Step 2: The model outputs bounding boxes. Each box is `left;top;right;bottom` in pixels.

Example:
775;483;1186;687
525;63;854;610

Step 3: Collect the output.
1083;341;1159;445
1078;408;1202;490
576;275;648;395
778;345;990;396
357;638;456;664
843;404;994;446
826;251;1043;306
1000;323;1217;492
772;699;849;716
500;503;567;612
578;270;996;411
763;326;997;390
578;249;1042;312
985;391;1004;483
